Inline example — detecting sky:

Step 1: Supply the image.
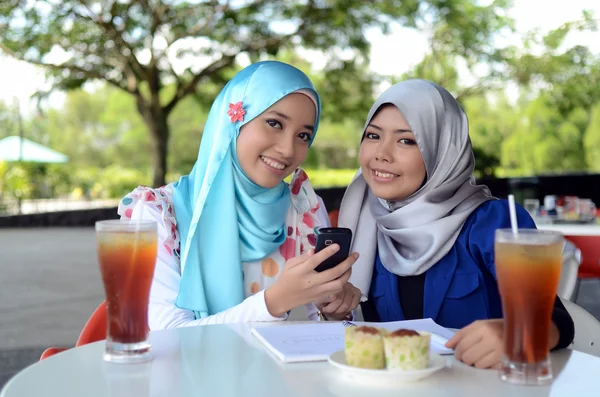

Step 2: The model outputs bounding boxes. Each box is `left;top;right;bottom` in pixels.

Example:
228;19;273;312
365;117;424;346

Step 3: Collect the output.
1;0;599;115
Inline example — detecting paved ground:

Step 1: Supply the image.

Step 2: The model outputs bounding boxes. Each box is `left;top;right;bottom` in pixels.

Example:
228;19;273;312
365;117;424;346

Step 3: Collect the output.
0;228;104;350
0;228;104;388
1;228;599;389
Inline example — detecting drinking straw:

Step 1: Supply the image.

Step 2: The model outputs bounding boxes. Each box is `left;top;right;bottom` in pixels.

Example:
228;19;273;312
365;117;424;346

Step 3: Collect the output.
135;193;145;235
132;192;147;265
132;193;145;249
508;195;519;236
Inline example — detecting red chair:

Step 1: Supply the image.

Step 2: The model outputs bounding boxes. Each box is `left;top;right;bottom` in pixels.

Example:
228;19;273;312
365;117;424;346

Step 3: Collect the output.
564;235;600;301
328;209;339;227
40;300;107;360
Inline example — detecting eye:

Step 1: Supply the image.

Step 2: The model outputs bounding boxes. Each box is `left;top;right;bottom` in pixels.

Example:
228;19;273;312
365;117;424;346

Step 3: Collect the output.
364;132;380;140
298;132;311;142
266;119;283;129
398;138;417;145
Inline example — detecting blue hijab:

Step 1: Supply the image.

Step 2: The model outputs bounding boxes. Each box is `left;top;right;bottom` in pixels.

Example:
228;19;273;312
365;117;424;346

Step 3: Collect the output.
172;61;321;318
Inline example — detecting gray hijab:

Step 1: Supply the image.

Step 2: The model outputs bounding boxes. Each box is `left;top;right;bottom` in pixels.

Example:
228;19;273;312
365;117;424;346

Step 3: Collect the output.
339;79;493;299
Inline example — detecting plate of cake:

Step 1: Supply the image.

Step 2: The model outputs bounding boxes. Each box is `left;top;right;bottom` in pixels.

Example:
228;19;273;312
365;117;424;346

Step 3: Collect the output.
328;326;447;384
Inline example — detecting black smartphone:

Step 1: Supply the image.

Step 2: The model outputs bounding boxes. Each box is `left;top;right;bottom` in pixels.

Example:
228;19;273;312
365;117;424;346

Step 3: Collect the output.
314;227;353;272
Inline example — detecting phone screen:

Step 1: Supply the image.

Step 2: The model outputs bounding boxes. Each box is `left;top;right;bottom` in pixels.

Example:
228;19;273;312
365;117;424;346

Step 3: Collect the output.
314;227;353;272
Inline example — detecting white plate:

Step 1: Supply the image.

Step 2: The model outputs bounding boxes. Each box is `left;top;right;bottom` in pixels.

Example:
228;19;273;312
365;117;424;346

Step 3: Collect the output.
328;350;447;385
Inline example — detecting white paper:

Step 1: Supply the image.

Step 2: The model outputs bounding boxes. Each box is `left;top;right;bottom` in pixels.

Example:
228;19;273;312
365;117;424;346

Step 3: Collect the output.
251;318;455;363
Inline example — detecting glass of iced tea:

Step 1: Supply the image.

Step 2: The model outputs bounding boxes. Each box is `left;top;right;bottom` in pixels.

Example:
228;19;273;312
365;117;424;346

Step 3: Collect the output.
96;219;158;363
495;228;563;385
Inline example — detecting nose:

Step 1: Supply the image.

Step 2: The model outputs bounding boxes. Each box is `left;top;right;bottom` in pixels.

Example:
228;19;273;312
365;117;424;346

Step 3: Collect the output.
274;133;295;160
375;140;393;163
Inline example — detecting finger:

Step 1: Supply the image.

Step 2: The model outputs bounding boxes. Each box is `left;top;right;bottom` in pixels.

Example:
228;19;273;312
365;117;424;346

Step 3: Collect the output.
460;341;495;366
326;289;353;315
453;329;485;361
313;252;358;284
324;294;337;303
319;269;352;296
342;288;361;314
350;287;361;311
337;288;358;314
323;293;345;314
446;320;482;349
473;349;503;369
305;244;340;270
314;294;336;309
286;249;314;269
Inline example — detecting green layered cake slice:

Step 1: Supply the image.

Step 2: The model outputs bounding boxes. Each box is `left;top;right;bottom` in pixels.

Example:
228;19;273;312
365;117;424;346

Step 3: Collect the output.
344;326;387;369
383;329;431;370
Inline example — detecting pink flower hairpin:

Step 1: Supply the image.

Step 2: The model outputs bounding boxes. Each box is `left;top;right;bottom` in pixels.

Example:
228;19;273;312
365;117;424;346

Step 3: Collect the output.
227;101;245;123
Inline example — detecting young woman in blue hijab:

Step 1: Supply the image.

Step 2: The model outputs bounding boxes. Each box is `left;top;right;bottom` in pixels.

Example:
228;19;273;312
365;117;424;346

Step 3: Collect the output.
339;79;574;369
119;61;361;329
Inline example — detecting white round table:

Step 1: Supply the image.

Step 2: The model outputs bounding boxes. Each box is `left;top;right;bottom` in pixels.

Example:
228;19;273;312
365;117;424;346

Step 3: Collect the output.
3;323;600;397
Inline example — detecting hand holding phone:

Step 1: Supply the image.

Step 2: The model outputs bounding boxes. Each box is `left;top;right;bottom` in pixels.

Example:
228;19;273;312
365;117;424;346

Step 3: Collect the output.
264;241;357;317
314;227;353;272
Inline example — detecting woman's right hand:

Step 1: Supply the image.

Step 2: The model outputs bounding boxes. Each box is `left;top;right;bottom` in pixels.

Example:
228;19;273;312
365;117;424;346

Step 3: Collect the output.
264;245;359;317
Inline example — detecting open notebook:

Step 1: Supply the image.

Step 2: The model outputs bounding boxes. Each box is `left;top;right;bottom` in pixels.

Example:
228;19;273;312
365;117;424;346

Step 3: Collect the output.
251;318;455;363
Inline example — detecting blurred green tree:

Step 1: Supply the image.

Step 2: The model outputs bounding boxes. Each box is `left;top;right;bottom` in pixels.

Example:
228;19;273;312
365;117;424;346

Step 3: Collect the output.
0;0;513;186
508;11;600;116
584;103;600;171
0;101;18;139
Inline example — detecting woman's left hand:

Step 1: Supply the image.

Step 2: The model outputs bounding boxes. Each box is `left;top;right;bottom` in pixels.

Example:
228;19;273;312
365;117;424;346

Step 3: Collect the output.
445;319;504;369
315;282;361;321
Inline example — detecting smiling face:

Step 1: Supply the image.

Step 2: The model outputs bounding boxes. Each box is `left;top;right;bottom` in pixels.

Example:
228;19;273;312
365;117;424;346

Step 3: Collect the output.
236;92;316;189
359;104;427;201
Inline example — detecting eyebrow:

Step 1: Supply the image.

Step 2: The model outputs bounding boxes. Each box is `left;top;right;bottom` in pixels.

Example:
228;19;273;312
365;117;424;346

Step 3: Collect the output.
367;123;412;133
267;110;314;132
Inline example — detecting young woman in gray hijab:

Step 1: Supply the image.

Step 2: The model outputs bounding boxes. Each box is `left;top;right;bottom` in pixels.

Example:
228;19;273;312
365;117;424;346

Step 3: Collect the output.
338;79;574;369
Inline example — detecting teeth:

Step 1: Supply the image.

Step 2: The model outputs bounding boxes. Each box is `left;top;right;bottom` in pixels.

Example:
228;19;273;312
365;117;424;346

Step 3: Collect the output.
375;170;397;178
261;156;286;170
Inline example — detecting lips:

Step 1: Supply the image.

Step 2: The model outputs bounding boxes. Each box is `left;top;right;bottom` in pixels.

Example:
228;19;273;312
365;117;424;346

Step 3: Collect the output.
370;167;399;179
260;155;288;170
373;170;398;178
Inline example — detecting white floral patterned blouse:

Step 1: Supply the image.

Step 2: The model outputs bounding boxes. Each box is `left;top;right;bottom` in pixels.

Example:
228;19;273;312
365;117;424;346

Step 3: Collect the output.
118;169;330;330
